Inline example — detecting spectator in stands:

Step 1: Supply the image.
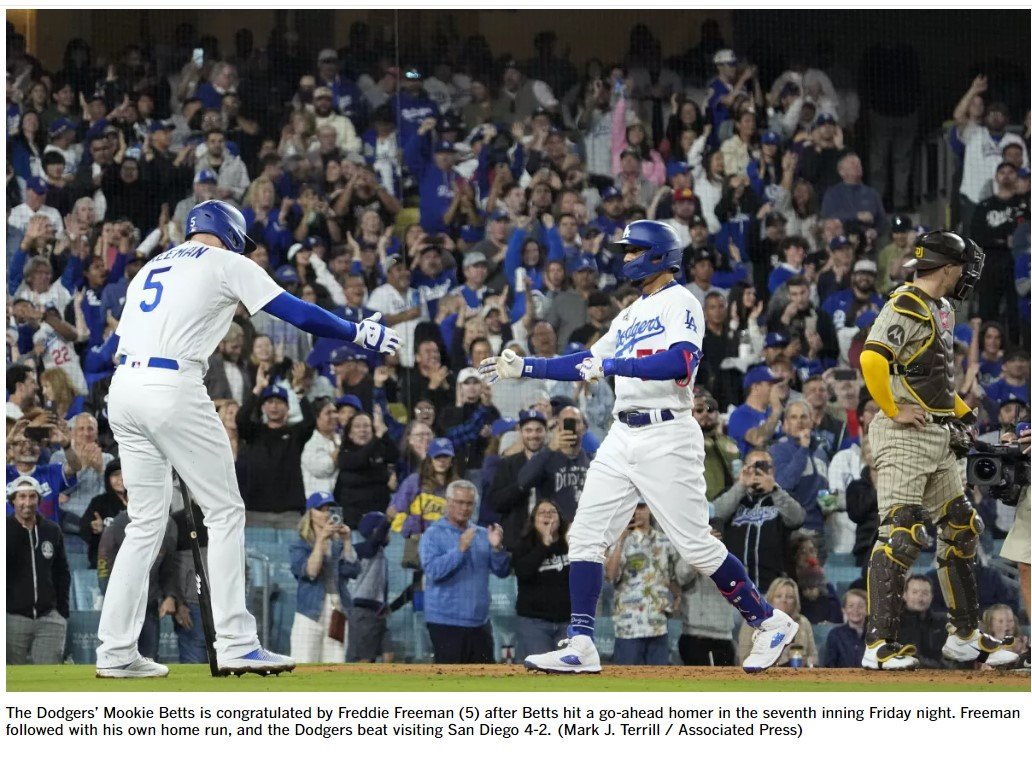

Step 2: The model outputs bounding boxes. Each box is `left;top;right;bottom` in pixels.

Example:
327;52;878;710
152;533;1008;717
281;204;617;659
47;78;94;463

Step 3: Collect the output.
953;77;1027;233
398;338;452;414
6;418;83;525
488;409;549;547
768;235;808;296
694;392;740;501
782;179;820;253
985;351;1030;408
173;169;217;237
981;603;1028;659
877;214;914;295
289;492;360;664
769;276;838;366
897;574;946;669
391;436;457;537
204;322;252;404
236;382;315;529
738;576;818;667
674;546;737;666
420;480;509;664
797;114;845;200
770;399;830;536
301;397;341;497
5;364;37;421
347;511;394;663
516;406;590;522
727;365;783;457
50;412;109;530
606;502;679;665
821;588;867;668
194;128;250;203
713;448;805;592
820;153;885;234
334;408;399;528
82;457;126;569
511;499;571;659
821;259;883;330
970;162;1023;338
6;475;69;665
789;534;842;624
368;257;423;369
439;367;501;474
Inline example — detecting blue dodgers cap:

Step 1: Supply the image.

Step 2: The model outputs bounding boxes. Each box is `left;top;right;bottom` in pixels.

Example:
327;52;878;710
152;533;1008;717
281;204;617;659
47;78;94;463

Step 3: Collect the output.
568;255;598;274
25;177;49;195
48;117;75;138
434;140;457;153
148;119;175;133
761;130;780;146
764;332;789;349
358;511;388;539
667;160;690;177
743;365;780;390
334;394;364;411
274;264;301;284
829;235;851;250
428;437;455;458
518;409;547;426
815;113;837;126
194;169;218;184
260;384;289;403
601;186;622;201
329;345;368;365
855;310;878;330
305;491;336;510
488;208;511;222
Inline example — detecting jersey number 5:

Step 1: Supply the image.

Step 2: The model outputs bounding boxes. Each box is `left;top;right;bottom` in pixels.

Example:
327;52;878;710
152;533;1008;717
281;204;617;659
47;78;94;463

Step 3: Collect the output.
140;267;172;312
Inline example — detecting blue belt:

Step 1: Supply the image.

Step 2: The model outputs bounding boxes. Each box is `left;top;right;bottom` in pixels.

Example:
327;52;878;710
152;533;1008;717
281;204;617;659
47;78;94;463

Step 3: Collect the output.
119;356;180;370
617;409;675;427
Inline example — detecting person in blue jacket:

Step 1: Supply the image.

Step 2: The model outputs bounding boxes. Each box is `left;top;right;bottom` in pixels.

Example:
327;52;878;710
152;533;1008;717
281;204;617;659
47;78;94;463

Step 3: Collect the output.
419;479;510;663
820;259;884;329
403;119;460;236
393;67;439;146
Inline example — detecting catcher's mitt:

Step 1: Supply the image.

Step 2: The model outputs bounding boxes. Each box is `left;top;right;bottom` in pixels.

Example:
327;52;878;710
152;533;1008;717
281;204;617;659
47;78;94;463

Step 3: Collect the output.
946;418;975;459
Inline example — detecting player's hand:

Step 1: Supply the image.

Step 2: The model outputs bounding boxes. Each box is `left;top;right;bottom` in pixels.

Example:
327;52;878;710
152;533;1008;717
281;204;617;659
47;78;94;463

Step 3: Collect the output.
487;524;504;550
891;405;926;429
575;356;606;383
479;349;524;384
353;313;401;355
458;526;477;552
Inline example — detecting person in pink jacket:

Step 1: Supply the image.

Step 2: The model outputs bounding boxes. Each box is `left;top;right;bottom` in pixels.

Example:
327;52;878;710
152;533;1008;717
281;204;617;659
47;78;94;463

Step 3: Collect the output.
611;85;666;186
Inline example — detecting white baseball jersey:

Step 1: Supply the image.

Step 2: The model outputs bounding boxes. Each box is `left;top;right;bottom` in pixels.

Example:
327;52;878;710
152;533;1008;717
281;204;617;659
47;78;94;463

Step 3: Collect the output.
115;242;281;363
589;281;704;414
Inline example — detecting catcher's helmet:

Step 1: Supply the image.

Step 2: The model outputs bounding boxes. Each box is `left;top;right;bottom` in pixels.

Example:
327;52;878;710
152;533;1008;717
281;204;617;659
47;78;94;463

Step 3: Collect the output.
185;199;256;254
905;230;984;301
609;220;683;282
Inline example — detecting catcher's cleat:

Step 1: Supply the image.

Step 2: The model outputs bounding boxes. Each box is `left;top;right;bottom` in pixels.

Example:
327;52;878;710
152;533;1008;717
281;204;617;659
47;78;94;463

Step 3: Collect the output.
942;631;1019;667
862;641;920;670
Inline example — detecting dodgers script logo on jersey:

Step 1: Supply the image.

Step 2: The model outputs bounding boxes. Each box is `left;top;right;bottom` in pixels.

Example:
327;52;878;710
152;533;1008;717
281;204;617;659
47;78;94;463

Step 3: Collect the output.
614;315;666;357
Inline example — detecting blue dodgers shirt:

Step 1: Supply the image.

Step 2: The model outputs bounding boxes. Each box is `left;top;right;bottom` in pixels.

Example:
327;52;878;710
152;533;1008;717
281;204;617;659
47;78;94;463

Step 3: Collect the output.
727;404;772;458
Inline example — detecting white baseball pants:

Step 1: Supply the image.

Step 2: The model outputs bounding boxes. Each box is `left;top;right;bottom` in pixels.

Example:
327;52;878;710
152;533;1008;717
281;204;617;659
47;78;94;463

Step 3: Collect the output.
96;363;259;667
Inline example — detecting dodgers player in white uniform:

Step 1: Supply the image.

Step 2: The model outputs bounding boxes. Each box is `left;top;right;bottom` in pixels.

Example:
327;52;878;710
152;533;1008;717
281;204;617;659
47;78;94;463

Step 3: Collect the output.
480;220;798;673
95;201;400;677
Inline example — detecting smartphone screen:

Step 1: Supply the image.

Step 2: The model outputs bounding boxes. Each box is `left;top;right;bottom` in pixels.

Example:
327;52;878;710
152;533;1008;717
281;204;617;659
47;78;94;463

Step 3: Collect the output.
563;418;576;433
192;48;204;67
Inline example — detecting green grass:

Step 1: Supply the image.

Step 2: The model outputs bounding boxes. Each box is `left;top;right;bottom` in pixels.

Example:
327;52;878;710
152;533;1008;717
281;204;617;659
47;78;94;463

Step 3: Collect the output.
6;665;1028;692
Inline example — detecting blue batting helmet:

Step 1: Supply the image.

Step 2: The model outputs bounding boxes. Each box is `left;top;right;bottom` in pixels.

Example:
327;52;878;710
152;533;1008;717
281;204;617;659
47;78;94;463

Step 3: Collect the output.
609;220;683;282
185;199;256;254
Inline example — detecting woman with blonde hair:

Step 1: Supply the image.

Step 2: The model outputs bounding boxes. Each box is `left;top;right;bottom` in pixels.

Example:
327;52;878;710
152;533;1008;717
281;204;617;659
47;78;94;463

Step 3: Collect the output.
279;109;316;160
214;398;241;459
738;576;819;667
980;604;1027;657
40;368;83;420
288;492;361;663
241;176;292;265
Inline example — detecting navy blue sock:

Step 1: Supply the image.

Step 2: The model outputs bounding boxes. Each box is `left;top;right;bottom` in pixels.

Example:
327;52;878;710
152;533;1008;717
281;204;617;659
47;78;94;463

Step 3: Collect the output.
709;554;774;628
567;561;603;638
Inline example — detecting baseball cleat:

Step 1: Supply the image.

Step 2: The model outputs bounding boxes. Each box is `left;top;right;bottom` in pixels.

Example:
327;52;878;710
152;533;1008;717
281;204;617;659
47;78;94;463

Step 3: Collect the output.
861;641;920;670
96;657;170;679
942;630;1019;667
218;647;295;676
524;635;601;674
742;608;799;673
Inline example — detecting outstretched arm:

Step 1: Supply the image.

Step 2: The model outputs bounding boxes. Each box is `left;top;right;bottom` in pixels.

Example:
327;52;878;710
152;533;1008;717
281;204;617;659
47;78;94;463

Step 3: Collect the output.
591;342;700;382
262;291;400;354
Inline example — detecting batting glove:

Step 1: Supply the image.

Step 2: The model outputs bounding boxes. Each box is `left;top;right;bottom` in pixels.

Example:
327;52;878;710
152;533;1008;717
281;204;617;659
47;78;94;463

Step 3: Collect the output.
479;349;524;385
575;356;606;383
353;313;401;355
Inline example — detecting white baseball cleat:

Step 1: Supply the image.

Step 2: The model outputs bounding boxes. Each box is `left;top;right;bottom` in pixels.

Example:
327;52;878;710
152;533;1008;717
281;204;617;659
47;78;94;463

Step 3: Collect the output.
524;635;601;674
942;631;1019;667
218;647;295;676
96;656;170;679
741;608;799;673
861;641;920;670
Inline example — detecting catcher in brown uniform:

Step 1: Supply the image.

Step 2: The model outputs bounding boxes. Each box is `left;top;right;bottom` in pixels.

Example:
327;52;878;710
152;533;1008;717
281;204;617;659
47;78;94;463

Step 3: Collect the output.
859;230;1018;671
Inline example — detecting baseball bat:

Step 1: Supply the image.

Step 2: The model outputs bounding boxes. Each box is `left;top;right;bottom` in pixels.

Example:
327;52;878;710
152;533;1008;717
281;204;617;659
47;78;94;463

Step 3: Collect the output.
175;472;223;677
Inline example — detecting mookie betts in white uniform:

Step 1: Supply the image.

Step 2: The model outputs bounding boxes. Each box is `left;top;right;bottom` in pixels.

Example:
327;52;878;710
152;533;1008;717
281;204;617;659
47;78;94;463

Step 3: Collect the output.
480;220;798;673
96;201;400;677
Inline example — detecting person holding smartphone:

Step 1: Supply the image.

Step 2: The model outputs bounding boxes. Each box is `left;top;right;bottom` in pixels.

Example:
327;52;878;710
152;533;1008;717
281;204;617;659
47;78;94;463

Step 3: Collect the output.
514;406;591;523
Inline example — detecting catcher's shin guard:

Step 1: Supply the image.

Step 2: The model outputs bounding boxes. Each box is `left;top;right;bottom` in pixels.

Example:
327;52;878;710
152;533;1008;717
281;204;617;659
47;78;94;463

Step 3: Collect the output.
935;494;983;637
866;504;932;646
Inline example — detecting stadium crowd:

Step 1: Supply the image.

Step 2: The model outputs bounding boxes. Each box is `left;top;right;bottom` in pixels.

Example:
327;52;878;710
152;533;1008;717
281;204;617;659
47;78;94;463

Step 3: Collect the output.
5;18;1030;668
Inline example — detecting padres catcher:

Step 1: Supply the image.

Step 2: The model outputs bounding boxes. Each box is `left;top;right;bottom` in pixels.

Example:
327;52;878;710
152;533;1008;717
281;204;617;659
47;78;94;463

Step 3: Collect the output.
480;220;798;673
859;230;1017;670
95;200;400;677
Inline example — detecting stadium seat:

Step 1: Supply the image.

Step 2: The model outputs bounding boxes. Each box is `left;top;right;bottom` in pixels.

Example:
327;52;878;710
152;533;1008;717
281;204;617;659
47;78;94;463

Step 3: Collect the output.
157;616;179;663
244;526;280;544
66;552;90;571
811;621;836;653
71;569;102;612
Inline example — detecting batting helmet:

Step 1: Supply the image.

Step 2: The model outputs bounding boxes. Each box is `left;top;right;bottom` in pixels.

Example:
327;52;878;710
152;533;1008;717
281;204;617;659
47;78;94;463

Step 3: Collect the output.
609;220;683;282
185;199;256;254
904;230;984;301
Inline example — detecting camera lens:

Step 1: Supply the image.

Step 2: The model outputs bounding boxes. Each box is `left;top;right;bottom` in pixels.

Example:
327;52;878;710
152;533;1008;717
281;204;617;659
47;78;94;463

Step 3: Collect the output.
973;457;998;482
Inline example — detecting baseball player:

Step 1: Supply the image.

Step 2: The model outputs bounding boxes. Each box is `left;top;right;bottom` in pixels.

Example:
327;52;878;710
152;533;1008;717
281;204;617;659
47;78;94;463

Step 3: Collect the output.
95;200;400;678
859;230;1017;670
479;220;799;673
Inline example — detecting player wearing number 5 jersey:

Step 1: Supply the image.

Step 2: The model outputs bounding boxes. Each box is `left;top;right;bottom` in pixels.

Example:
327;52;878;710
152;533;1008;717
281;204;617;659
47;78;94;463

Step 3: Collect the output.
480;220;798;674
96;201;400;678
